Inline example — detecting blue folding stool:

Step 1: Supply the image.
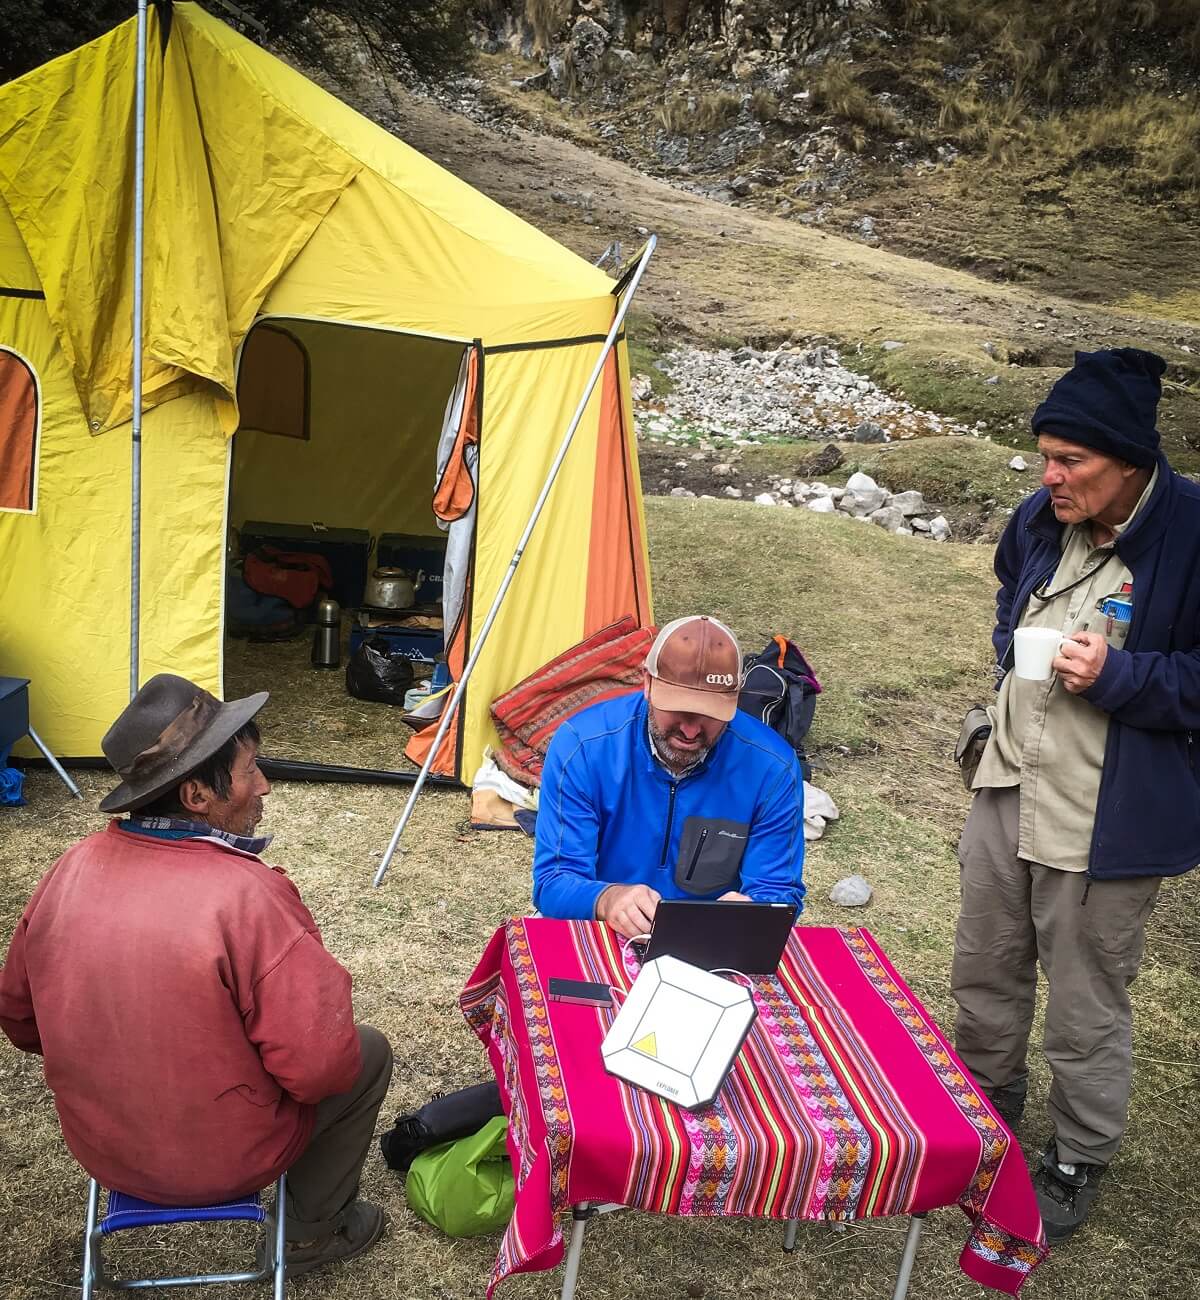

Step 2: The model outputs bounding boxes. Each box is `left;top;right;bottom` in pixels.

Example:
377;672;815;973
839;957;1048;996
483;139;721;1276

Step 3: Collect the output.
80;1173;287;1297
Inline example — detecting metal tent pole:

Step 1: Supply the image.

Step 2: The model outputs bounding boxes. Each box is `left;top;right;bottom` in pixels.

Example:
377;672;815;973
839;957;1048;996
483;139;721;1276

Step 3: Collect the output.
130;0;149;701
372;236;657;887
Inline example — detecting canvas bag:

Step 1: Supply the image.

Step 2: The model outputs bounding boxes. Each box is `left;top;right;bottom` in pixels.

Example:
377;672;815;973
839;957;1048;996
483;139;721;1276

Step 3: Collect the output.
955;706;993;792
404;1116;514;1238
737;636;822;779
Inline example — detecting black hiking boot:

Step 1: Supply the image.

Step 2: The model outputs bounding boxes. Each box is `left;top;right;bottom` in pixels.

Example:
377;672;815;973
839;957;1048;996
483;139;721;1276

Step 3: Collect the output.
981;1075;1028;1129
1033;1139;1106;1243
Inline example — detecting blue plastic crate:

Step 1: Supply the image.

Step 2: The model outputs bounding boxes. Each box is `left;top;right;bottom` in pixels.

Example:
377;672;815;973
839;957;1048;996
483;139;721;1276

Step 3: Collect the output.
349;622;443;664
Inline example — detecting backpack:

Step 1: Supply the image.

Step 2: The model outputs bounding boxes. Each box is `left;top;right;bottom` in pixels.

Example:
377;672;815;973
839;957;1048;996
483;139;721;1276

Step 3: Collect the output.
737;636;822;780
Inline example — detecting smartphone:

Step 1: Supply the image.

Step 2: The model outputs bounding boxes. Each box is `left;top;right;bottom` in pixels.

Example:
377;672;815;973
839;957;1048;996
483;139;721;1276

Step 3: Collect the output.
548;978;613;1008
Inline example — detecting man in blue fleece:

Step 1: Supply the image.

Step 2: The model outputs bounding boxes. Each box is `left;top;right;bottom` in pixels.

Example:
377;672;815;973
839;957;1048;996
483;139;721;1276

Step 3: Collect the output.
953;348;1200;1242
532;615;805;941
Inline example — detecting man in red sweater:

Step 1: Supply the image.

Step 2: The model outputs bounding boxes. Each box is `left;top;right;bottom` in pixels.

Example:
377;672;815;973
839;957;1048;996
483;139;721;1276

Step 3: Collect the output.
0;674;392;1278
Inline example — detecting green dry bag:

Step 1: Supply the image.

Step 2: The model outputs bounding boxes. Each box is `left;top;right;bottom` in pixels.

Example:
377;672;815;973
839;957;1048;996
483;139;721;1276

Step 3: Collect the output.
404;1115;515;1237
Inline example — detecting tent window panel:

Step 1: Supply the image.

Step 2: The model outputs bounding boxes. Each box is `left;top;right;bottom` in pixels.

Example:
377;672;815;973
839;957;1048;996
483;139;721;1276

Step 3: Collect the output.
0;348;39;512
237;324;310;440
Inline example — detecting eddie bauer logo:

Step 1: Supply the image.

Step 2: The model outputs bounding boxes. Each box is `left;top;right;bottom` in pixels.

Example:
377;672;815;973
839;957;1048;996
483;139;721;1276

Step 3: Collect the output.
705;673;736;686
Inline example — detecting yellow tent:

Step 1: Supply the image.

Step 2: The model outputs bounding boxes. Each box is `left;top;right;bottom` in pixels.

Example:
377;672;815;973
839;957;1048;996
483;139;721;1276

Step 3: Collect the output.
0;3;652;779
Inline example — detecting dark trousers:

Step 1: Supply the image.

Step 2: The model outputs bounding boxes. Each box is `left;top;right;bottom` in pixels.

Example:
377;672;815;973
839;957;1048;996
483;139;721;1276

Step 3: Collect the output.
284;1024;393;1238
952;788;1160;1166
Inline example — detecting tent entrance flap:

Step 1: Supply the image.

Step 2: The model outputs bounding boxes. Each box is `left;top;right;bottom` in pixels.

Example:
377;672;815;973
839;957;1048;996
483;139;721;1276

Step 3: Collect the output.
227;317;467;773
372;235;658;888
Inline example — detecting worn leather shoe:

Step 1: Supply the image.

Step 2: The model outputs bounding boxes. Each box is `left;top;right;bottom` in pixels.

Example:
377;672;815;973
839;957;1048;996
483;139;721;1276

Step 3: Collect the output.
1033;1140;1105;1242
260;1200;386;1278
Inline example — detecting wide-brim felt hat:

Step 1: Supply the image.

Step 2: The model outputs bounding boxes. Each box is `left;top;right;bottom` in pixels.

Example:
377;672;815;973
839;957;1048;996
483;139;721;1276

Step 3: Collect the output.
98;673;268;814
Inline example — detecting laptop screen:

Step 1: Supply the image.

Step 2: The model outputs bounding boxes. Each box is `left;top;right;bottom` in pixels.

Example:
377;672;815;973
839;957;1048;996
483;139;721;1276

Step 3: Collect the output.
643;899;797;974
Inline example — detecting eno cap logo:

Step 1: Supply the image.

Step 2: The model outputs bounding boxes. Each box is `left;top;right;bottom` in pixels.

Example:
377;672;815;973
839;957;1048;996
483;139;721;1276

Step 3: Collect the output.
705;673;736;686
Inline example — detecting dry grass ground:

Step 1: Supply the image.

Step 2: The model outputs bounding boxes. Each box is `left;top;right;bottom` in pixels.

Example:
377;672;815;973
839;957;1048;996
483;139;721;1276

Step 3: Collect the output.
224;633;422;773
3;498;1199;1298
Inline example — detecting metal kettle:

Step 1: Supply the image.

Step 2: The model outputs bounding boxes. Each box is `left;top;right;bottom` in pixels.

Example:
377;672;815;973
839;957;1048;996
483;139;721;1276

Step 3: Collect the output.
311;596;341;669
363;566;424;610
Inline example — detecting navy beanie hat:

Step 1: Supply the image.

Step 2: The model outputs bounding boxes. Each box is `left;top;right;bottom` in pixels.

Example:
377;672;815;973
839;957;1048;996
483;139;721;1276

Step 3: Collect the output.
1032;347;1166;468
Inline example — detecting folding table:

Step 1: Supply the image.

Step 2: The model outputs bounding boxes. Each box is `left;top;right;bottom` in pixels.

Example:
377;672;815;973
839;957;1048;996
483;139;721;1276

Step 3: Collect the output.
461;920;1048;1299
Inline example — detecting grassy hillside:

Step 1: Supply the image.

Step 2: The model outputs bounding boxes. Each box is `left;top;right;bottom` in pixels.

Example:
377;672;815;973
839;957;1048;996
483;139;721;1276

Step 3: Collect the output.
475;2;1200;328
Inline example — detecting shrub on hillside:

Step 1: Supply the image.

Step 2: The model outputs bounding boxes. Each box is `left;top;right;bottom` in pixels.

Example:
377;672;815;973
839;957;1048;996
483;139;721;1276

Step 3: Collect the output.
808;60;902;140
654;88;740;135
880;0;1200;103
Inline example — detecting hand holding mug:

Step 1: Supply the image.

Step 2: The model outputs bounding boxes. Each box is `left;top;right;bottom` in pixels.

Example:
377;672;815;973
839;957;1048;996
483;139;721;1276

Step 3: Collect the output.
1052;631;1108;693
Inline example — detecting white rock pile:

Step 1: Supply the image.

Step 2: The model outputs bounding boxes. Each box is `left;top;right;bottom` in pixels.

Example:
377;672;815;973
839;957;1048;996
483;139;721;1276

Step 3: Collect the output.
739;470;951;540
637;344;978;445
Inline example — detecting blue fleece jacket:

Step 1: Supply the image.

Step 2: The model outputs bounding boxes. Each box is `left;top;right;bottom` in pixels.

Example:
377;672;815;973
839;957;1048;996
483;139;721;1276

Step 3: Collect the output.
532;693;805;920
993;453;1200;878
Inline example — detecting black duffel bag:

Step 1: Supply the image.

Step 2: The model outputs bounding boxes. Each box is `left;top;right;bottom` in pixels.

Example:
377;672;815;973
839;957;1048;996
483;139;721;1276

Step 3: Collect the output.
345;636;415;705
380;1081;504;1172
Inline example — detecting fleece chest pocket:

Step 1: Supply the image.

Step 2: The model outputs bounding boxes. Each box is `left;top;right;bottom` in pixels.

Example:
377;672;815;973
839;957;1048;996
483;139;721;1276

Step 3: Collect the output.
674;816;749;896
1095;593;1134;649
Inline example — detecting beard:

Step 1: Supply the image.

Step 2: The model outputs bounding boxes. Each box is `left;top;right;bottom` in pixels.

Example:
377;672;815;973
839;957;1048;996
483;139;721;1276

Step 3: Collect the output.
648;714;712;775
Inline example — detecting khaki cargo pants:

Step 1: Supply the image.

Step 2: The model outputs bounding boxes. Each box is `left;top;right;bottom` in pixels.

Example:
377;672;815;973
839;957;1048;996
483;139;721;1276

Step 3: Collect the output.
951;787;1160;1167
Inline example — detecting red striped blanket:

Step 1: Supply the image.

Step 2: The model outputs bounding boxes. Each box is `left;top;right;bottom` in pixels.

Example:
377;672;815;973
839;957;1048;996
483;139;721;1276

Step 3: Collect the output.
461;920;1047;1295
489;616;654;787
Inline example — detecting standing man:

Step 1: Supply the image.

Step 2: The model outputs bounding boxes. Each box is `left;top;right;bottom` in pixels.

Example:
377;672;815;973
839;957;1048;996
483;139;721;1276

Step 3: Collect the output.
533;615;805;938
0;674;392;1278
953;348;1200;1241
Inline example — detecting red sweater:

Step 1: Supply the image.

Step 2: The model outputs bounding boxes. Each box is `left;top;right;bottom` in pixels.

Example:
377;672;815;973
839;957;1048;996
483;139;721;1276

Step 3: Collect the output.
0;823;361;1204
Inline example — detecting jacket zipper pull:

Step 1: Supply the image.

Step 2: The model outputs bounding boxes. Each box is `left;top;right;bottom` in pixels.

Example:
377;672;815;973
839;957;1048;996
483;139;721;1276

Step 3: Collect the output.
1080;877;1092;907
659;780;678;868
684;829;708;881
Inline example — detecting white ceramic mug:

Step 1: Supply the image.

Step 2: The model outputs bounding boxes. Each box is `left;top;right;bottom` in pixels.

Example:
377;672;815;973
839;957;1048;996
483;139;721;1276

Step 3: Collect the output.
1013;627;1069;680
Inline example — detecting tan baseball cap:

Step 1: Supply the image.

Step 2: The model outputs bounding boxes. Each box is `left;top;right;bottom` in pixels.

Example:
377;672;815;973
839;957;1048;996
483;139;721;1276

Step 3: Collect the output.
645;616;742;722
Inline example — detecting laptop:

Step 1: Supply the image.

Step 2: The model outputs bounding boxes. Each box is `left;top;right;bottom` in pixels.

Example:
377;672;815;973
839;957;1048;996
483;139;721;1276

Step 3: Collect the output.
642;899;798;975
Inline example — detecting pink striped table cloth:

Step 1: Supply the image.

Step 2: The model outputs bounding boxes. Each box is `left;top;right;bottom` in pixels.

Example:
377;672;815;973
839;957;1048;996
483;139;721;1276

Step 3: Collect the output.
461;919;1047;1295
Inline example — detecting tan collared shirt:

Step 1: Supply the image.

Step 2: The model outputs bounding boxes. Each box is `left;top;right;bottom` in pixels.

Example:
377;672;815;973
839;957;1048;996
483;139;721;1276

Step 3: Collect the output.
974;469;1157;871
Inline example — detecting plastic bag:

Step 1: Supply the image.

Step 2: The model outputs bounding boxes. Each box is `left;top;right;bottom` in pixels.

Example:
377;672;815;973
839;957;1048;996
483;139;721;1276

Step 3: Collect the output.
345;636;415;705
404;1115;514;1238
0;765;26;807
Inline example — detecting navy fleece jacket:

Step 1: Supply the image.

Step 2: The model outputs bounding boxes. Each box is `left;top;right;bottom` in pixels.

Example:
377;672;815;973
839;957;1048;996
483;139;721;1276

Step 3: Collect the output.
993;453;1200;878
532;693;805;920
